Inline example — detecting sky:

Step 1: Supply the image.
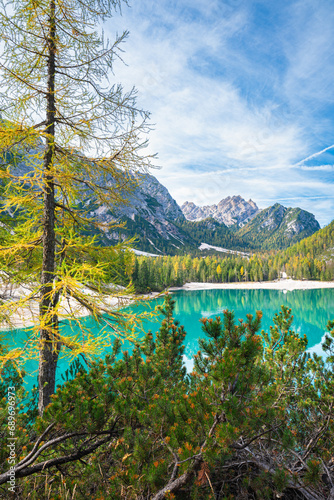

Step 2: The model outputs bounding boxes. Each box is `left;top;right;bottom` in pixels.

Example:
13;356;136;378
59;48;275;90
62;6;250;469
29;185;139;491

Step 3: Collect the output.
108;0;334;227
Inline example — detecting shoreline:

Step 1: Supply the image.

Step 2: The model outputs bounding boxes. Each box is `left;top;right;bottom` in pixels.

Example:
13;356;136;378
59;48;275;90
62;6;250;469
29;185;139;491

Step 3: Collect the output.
0;287;161;330
169;279;334;292
2;279;334;330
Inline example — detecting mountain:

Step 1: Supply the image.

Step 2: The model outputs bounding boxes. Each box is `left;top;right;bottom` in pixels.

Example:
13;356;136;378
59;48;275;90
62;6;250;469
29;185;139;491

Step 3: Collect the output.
181;196;259;226
0;139;322;254
86;172;192;254
0;137;192;254
105;182;321;254
237;203;321;250
175;217;253;252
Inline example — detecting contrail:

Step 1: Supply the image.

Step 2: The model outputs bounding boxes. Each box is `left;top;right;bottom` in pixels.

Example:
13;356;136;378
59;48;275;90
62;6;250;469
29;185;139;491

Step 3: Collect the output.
296;144;334;165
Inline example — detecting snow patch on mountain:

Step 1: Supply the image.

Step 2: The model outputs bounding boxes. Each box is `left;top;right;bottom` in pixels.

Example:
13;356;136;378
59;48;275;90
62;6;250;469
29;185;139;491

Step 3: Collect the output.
199;243;249;256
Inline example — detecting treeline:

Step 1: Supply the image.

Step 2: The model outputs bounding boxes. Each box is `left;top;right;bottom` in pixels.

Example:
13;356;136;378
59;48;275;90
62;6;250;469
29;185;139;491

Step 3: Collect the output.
129;220;334;292
130;250;334;293
131;254;272;292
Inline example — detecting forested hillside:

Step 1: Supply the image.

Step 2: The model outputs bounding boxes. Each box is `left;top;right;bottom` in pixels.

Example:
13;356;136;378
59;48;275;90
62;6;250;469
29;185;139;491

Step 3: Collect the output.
175;218;250;252
282;219;334;260
279;219;334;279
130;220;334;292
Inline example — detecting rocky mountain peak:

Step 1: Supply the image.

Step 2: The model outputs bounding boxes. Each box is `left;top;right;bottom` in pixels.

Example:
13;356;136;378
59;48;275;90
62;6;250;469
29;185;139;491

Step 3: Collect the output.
181;195;260;227
237;203;321;250
136;173;184;221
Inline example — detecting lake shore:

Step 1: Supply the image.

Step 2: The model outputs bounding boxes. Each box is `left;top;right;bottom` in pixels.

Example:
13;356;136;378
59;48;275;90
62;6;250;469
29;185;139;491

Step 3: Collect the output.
169;279;334;292
2;279;334;329
0;284;161;330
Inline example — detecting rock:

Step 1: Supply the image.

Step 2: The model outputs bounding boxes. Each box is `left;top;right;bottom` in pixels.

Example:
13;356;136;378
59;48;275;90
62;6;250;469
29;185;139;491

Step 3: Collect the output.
181;195;260;226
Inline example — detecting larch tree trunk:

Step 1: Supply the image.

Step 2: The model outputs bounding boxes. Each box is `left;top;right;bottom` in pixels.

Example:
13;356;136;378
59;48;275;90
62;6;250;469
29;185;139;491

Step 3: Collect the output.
38;0;60;416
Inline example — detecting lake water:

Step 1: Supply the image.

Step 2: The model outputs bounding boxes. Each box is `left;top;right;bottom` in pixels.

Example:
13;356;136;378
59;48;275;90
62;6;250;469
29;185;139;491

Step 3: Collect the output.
170;288;334;370
3;288;334;392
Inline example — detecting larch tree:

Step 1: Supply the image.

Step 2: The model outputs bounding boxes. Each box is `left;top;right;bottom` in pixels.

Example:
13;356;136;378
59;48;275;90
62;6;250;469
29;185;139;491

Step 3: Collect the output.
0;0;152;414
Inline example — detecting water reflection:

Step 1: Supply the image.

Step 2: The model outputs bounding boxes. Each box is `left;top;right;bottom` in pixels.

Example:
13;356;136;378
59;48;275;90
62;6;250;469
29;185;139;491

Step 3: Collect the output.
171;288;334;358
2;288;334;391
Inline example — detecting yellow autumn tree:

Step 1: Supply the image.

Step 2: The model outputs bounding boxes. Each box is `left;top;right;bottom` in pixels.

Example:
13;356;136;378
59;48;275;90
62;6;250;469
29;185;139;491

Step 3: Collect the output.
0;0;153;413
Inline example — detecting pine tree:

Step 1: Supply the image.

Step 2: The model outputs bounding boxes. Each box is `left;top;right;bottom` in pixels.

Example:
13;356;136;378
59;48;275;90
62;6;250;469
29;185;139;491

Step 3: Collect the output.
1;298;334;498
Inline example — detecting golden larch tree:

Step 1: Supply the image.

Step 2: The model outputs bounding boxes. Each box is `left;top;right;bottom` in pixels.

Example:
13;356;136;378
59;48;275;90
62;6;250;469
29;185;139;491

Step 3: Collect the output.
0;0;152;413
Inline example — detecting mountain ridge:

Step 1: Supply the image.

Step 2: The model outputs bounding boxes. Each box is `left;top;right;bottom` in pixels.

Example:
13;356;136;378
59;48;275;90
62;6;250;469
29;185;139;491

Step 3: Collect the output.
181;195;259;227
0;142;322;254
102;177;321;253
237;203;321;250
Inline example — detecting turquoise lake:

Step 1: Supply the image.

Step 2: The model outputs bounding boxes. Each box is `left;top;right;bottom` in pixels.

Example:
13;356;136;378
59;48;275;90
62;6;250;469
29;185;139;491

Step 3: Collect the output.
3;288;334;392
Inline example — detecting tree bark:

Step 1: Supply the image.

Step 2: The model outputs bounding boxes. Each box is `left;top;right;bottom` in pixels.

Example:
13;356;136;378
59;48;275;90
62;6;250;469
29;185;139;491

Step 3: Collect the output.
151;457;202;500
38;0;60;416
328;487;334;500
0;434;113;484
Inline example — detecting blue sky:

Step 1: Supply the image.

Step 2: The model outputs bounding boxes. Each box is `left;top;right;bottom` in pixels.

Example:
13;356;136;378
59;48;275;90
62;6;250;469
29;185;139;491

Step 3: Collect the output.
108;0;334;226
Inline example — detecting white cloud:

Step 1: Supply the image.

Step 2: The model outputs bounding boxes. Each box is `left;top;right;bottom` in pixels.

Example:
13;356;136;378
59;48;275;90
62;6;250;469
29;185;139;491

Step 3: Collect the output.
106;0;334;226
298;164;334;171
296;145;334;165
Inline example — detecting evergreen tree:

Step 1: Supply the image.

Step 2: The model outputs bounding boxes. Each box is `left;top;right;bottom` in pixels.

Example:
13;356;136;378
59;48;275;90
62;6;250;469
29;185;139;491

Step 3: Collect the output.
1;296;334;498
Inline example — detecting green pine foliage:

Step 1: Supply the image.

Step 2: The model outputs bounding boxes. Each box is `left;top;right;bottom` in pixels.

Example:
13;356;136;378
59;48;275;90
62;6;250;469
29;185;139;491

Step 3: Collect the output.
176;218;250;252
1;295;334;499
